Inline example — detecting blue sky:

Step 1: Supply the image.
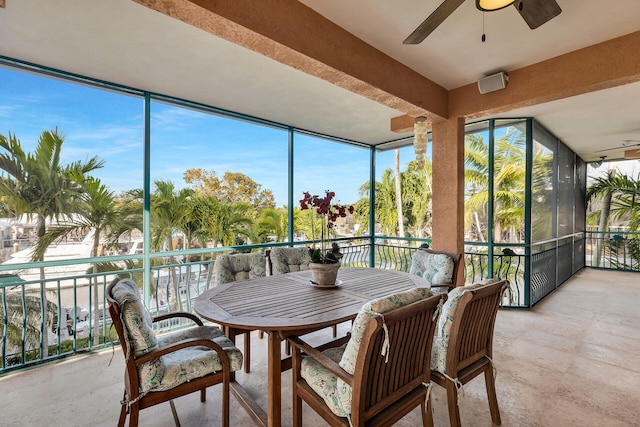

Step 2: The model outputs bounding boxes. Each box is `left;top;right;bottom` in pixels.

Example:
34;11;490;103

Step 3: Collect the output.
0;66;413;206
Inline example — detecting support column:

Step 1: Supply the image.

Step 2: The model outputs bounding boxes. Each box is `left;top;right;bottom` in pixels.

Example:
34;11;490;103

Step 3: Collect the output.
432;116;465;285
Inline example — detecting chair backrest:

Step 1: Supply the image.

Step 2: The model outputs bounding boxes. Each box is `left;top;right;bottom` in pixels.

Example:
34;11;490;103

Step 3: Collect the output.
106;278;158;358
269;247;311;275
410;248;462;288
213;252;266;285
347;291;444;424
106;278;164;395
431;279;507;376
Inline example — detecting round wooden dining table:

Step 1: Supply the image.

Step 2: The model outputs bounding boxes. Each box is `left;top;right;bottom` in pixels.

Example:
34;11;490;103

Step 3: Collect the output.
194;267;432;427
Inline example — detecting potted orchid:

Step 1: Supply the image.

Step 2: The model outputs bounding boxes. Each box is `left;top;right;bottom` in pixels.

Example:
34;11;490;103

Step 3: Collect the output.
299;190;354;286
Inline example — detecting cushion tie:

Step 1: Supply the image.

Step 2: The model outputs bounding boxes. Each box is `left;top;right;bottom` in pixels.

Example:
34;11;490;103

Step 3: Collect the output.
117;310;150;408
442;372;464;403
422;381;433;411
120;391;146;410
372;312;390;363
433;295;445;321
485;354;497;379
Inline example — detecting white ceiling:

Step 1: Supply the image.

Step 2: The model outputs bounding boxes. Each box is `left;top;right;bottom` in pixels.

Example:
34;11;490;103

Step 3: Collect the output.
1;0;639;162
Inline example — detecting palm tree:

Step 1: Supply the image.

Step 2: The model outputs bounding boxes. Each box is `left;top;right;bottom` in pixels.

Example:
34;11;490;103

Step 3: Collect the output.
33;178;118;345
103;188;144;249
0;129;103;357
402;159;433;239
374;169;403;236
352;158;433;240
200;198;254;247
150;180;194;310
587;169;640;266
0;287;57;362
256;207;288;242
179;195;208;259
394;149;405;238
464;131;526;243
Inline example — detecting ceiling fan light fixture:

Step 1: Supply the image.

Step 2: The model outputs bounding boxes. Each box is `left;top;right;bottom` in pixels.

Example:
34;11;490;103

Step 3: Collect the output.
476;0;515;11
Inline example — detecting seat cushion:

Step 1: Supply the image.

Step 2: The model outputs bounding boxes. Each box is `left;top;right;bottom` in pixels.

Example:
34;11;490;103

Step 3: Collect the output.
339;287;433;376
409;251;455;286
141;325;244;393
213;253;266;285
270;247;311;274
430;278;499;374
300;344;351;418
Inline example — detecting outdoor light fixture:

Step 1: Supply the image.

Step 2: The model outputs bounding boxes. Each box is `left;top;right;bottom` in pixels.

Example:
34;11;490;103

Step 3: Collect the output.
476;0;515;11
413;116;428;167
590;156;607;168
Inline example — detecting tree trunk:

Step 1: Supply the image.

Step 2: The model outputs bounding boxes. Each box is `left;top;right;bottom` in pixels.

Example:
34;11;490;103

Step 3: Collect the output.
594;193;612;267
37;217;49;358
91;231;101;346
474;212;486;242
39;266;48;358
394;149;405;239
183;233;193;301
166;236;182;312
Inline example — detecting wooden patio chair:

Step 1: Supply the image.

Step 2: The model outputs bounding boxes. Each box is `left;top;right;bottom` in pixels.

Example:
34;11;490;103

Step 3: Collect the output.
290;287;445;427
106;278;243;427
430;279;508;427
410;247;463;293
212;252;266;372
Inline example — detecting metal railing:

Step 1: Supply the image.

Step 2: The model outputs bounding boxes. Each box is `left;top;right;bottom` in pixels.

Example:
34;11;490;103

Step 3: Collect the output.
0;258;219;374
341;241;526;306
1;234;602;375
585;231;640;271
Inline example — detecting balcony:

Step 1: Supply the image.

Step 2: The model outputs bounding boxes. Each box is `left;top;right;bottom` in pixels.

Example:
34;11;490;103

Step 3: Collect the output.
1;268;637;426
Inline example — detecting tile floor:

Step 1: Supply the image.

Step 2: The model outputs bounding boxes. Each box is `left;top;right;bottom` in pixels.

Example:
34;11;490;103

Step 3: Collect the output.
1;268;639;426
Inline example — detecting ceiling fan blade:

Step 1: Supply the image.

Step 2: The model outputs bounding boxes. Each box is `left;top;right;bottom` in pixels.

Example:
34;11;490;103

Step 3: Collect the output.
595;142;640;153
513;0;561;30
403;0;466;44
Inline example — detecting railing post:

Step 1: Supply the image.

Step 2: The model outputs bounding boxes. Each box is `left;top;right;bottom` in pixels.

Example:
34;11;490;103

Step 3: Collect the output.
369;146;376;268
288;128;295;244
488;120;495;277
524;118;533;308
143;92;152;308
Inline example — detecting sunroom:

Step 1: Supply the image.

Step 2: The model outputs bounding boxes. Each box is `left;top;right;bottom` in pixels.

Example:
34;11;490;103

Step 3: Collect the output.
1;1;639;426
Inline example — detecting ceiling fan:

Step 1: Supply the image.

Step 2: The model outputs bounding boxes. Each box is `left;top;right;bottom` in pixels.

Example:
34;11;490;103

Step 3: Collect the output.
404;0;562;44
595;140;640;159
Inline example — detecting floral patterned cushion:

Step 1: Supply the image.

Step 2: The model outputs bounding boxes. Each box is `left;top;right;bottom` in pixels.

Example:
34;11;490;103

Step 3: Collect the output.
339;287;433;376
111;279;243;394
430;278;499;374
270;247;311;274
111;279;164;393
148;326;244;392
303;288;433;419
213;253;266;285
300;344;350;418
409;251;455;286
110;278;158;358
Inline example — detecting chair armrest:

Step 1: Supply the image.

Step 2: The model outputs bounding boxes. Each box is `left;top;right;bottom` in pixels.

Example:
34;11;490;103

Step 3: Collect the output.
134;337;231;372
289;336;353;385
153;311;204;326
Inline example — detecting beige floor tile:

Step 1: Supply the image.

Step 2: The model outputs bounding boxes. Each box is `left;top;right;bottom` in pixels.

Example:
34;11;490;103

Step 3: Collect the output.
1;268;639;426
